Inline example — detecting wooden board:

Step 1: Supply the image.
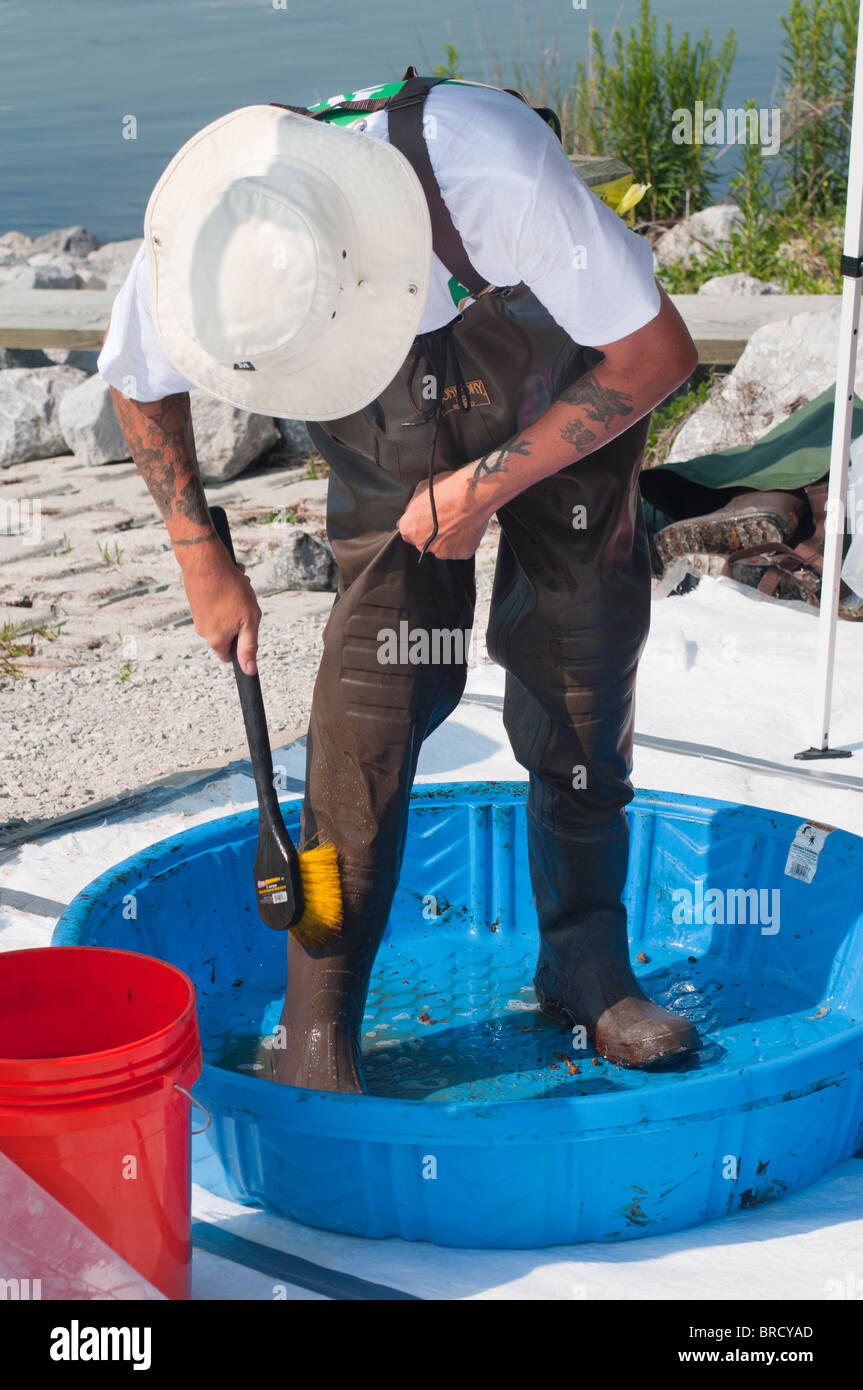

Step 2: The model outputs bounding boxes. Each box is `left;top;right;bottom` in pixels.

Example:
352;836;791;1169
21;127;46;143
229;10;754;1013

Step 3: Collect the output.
0;289;115;348
570;155;633;187
669;293;839;364
0;287;841;364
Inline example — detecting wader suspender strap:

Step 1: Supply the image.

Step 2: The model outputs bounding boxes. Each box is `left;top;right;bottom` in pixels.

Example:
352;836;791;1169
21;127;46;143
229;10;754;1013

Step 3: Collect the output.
384;74;492;300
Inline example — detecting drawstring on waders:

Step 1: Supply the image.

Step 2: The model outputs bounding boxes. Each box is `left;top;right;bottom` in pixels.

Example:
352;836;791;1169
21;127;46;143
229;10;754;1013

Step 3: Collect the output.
403;312;472;561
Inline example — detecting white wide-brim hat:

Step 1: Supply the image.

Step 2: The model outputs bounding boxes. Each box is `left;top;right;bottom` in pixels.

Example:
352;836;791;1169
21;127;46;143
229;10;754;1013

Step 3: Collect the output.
144;104;432;421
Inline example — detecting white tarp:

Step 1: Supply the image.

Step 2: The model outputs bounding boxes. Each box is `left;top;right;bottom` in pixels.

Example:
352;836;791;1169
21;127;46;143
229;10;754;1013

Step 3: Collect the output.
1;574;862;1299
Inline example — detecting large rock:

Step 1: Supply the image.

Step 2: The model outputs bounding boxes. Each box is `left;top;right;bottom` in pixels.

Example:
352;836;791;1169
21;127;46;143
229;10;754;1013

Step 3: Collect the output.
0;247;23;269
0;366;87;467
264;527;337;591
697;272;781;296
2;257;81;289
274;417;314;459
190;395;279;481
28;226;103;258
36;260;81;289
83;239;142;291
59;374;130;466
0;231;33;256
0;348;53;369
44;349;100;374
654;204;744;268
667;303;855;463
69;259;106;290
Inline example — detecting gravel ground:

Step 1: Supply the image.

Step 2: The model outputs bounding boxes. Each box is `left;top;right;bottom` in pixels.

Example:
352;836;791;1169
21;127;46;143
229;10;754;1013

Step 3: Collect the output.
0;450;499;831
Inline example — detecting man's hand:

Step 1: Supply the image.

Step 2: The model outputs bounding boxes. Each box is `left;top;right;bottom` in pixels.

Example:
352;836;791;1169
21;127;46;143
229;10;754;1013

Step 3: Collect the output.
398;470;491;559
177;540;262;675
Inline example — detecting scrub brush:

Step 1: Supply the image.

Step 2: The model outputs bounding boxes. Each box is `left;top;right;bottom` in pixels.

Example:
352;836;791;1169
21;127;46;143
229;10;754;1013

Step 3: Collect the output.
209;506;342;948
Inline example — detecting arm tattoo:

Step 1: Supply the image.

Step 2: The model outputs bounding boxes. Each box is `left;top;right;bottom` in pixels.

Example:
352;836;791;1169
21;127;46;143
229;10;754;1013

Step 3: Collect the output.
560;418;597;451
110;388;214;534
557;372;634;424
469;437;533;490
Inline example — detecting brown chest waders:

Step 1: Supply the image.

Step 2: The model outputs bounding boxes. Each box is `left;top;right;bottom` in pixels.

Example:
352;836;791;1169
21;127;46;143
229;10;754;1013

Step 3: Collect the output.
273;74;699;1091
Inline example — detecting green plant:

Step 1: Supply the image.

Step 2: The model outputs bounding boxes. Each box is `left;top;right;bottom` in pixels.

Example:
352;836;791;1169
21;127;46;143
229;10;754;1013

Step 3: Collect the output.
772;209;843;290
0;617;64;679
720;101;783;279
487;1;736;220
571;0;737;221
435;29;462;80
779;0;858;212
301;452;328;481
656;202;843;294
118;661;133;684
0;619;29;678
644;376;717;469
97;540;123;565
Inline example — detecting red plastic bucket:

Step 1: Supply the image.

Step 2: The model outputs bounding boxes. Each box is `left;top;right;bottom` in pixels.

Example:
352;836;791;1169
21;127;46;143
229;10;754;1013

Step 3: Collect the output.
0;947;202;1300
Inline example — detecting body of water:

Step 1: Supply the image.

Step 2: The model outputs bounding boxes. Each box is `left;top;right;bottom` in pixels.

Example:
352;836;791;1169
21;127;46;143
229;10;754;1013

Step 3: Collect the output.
0;0;785;239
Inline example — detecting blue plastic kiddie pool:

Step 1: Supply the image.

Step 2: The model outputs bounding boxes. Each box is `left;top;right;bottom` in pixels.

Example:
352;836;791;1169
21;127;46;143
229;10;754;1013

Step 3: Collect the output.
54;782;863;1247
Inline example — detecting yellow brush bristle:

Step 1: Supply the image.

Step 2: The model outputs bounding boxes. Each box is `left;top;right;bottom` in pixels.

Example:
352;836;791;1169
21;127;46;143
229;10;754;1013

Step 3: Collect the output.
292;843;344;948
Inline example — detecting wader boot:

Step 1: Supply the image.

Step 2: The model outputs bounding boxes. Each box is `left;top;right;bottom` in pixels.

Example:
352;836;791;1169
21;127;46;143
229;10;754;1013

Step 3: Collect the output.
531;824;700;1067
272;880;394;1090
274;72;700;1090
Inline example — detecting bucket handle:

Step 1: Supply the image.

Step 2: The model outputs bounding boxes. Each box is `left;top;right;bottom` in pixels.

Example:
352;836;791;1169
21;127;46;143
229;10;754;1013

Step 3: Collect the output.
175;1084;212;1135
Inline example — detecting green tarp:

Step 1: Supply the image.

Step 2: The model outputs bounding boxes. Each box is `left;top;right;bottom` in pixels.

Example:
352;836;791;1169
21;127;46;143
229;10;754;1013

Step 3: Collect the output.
653;386;863;493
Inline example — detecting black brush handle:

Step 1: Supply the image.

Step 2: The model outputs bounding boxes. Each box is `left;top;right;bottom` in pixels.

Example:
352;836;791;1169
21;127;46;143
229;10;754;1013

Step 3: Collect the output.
209;505;303;929
209;506;282;824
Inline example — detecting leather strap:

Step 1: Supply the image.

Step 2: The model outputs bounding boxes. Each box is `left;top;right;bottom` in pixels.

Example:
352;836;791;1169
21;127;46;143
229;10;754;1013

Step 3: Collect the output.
385;74;492;298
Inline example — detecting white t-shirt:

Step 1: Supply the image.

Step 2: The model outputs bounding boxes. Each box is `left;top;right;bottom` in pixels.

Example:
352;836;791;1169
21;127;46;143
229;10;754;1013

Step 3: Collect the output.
98;79;660;402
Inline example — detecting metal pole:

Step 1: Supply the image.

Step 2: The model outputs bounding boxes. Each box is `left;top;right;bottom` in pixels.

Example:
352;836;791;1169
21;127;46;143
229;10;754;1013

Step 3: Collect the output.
796;0;863;761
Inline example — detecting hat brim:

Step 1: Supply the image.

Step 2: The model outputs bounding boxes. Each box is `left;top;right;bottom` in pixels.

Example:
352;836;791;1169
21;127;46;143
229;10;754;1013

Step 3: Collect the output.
145;105;432;421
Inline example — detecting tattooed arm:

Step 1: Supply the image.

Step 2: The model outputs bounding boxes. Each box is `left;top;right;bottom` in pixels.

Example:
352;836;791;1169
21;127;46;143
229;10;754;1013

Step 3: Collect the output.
465;286;696;502
110;386;261;673
462;370;635;497
109;389;215;543
399;285;698;558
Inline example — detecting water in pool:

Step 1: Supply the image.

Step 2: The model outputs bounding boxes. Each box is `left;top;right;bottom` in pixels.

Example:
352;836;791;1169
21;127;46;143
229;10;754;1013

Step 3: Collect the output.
206;940;831;1103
